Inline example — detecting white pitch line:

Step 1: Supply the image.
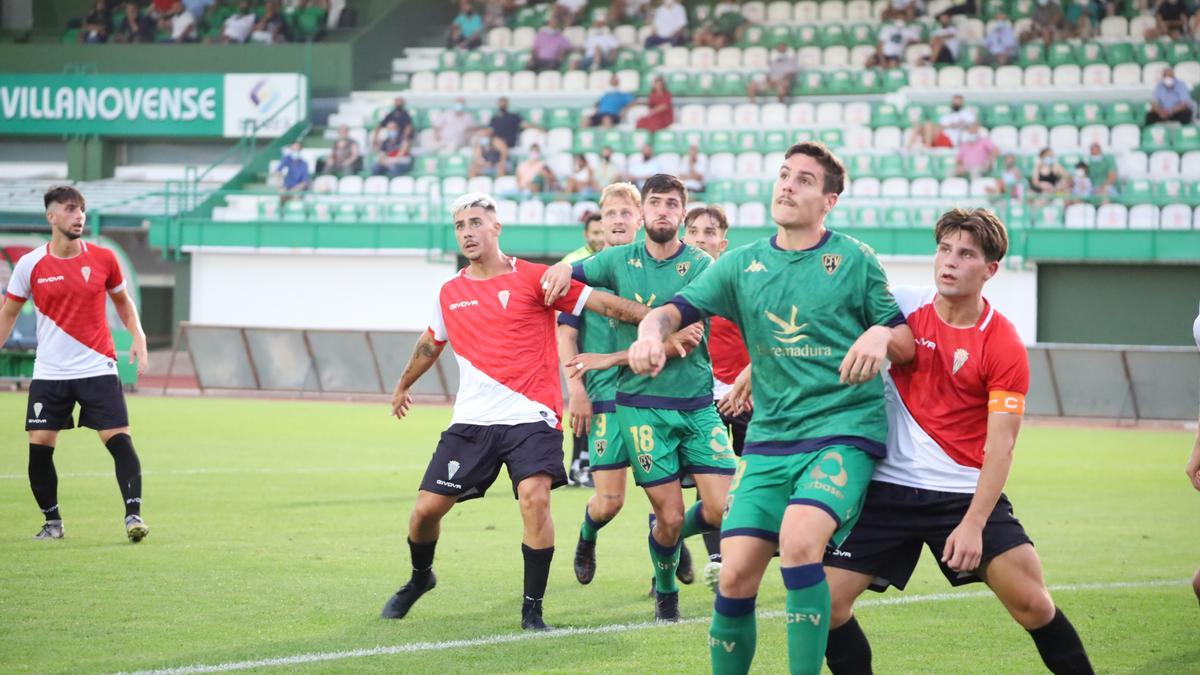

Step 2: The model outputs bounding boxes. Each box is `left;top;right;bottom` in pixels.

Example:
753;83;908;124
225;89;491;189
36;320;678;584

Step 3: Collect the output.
120;578;1186;675
0;466;413;481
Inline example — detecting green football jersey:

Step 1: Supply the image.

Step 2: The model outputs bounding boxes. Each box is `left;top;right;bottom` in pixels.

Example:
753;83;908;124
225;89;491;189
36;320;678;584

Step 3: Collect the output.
575;240;715;410
674;231;903;456
558;277;619;408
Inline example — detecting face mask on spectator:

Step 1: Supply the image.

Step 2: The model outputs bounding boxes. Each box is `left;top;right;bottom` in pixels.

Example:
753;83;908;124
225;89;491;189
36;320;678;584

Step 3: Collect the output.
282;148;293;158
1075;169;1086;178
453;103;465;113
387;129;398;139
1163;77;1176;88
530;150;541;160
1042;156;1055;165
1037;0;1048;5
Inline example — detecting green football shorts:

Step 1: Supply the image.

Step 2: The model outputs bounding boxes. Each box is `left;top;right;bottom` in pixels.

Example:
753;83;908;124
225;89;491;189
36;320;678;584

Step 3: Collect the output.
615;404;737;487
720;445;878;547
587;411;630;471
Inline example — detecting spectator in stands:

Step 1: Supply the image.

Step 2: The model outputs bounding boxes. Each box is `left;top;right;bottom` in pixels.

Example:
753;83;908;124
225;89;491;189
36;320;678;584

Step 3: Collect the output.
909;94;976;148
594;146;625;186
317;126;362;177
693;2;749;48
1146;68;1195;125
954;124;999;179
626;144;663;184
927;12;961;64
528;16;573;72
980;11;1018;65
577;18;619;71
114;2;156;43
160;2;198;42
882;0;921;22
277;143;312;194
78;0;112;43
644;0;688;48
986;153;1024;199
372;122;414;178
1020;0;1065;45
565;154;598;194
251;0;289;43
678;144;706;193
482;0;517;30
554;0;588;26
1145;0;1192;39
1068;161;1094;203
375;98;415;148
149;0;176;20
184;0;215;20
636;76;675;133
447;0;483;50
291;0;329;41
468;128;510;178
747;43;800;103
1029;148;1072;202
220;1;257;43
516;144;557;193
586;76;635;128
1085;142;1118;200
419;98;478;153
489;98;539;152
608;0;651;26
869;19;920;68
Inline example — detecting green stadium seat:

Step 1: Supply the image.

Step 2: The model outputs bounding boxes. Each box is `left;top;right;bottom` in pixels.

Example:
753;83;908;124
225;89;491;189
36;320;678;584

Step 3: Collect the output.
665;72;691;94
878;154;907;178
462;51;488;72
790;26;815;47
855;69;884;94
985;103;1016;127
1154;180;1187;206
957;44;983;67
439;51;459;71
706;130;735;154
1136;42;1166;65
855;206;883;227
1164;41;1195;63
1045;102;1074;126
739;25;767;48
903;105;928;127
1104;42;1136;66
910;205;942;228
883;206;910;228
819;24;847;47
845;154;875;179
734;131;760;153
734;180;770;204
1104;101;1140;125
1118;179;1153;206
716;72;746;97
795;71;826;96
979;0;1006;20
819;129;844;148
1031;204;1062;228
1003;201;1030;229
1141;126;1171;152
1016;103;1042;127
826;70;854;95
882;68;908;91
1074;102;1104;126
573;129;599;154
629;129;652;153
792;129;818;145
872;103;904;128
545;107;576;129
598;130;627;154
1077;41;1106;66
704;180;732;202
483;51;512;73
1047;43;1077;67
642;49;664;70
282;200;308;222
1018;43;1045;67
848;23;875;47
826;206;851;228
333;202;359;223
439;155;469;178
1010;0;1035;18
1174;125;1200;152
614;49;643;72
653;130;685;154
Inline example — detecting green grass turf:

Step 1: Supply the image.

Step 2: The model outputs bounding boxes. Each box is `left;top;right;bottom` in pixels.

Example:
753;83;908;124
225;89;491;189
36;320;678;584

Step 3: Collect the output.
0;393;1197;674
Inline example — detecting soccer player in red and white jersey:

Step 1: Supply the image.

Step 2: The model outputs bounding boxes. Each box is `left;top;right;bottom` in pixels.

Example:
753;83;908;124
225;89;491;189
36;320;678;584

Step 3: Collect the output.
1187;305;1200;605
0;186;151;543
379;193;651;630
823;208;1093;674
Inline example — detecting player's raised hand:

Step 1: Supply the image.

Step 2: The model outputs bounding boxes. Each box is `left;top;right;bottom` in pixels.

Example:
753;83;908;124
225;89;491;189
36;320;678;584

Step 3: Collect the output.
391;384;414;419
566;385;593;437
667;322;704;357
1186;439;1200;491
840;325;890;384
941;521;983;573
539;263;573;306
566;352;620;379
628;337;667;377
718;365;753;416
130;336;150;375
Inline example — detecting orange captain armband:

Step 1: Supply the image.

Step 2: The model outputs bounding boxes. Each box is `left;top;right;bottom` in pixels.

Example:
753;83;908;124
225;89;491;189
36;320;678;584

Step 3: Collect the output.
988;391;1026;414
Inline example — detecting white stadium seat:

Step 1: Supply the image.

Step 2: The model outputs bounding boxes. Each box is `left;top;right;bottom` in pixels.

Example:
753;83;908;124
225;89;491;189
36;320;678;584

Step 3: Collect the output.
941;177;970;198
970;177;995;196
460;72;486;93
1129;14;1156;40
442;176;467;196
852;177;881;197
1194;206;1200;229
911;177;940;197
690;46;716;69
737;202;767;226
338;175;363;194
1180;151;1200;178
909;66;937;89
872;126;903;150
742;1;766;22
845;102;872;127
561;71;587;92
1064;203;1095;229
363;175;389;194
487;27;511;49
743;46;770;69
1082;64;1111;87
493;175;519;195
937;66;966;89
966;66;994;88
881;177;909;197
511;26;535;49
1176;62;1200;88
1049;125;1080;154
717;47;742;68
466;176;492;195
1117;150;1148;178
664;47;690;69
1099;16;1128;39
680;104;706;127
1023;65;1052;88
1128;205;1159;229
1110;124;1141;152
1160;204;1192;230
389;176;415;194
736;152;764;176
1096;204;1128;229
734;103;760;127
845;0;872;19
511;70;537;92
312;175;337;194
409;71;435;92
760;103;787;126
435;71;460;92
845;127;873;151
1142;62;1169;86
544;201;573;225
486;72;512;91
536;71;562;91
1018;125;1049;153
850;45;876;67
789;103;816;126
614;24;637;46
797;46;823;69
708;153;736;177
1112;63;1140;86
517;199;544;224
818;1;844;21
988;125;1019;149
1052;64;1081;88
1149;150;1180;176
767;1;793;22
1079;124;1109;149
995;65;1023;88
495;199;519;223
816;102;843;125
793;1;819;22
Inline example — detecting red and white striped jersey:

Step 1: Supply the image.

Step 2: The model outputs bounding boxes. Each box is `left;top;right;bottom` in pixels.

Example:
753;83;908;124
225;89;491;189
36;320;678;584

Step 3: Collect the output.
430;257;592;429
875;286;1029;493
709;314;749;399
5;242;125;380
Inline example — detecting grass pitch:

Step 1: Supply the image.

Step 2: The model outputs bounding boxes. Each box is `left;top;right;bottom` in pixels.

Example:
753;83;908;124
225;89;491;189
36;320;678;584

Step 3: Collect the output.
0;393;1197;674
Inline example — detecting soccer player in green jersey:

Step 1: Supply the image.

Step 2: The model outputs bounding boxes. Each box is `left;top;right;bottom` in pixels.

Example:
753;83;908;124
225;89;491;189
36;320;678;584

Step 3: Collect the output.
628;143;914;674
543;174;738;621
562;212;610;488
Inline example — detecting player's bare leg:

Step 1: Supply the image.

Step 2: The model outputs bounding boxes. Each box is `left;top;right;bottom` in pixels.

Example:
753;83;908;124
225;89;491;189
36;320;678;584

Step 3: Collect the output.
1193;568;1200;605
97;426;147;542
980;544;1094;674
777;505;840;675
381;490;456;619
575;468;627;584
28;430;63;540
711;535;776;674
516;474;556;630
644;480;685;620
824;567;875;675
690;473;730;589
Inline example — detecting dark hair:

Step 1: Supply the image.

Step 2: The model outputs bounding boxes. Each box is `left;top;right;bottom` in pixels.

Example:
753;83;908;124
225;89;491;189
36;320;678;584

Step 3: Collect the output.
684;205;729;233
44;185;85;211
934;207;1009;263
640;173;687;207
783;141;846;195
583;211;602;228
1074;161;1088;170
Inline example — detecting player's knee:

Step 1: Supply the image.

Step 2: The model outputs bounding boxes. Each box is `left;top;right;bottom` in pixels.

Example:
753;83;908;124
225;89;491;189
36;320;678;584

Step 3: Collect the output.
701;500;725;528
518;487;551;517
829;591;858;628
1192;569;1200;600
718;559;759;597
778;537;825;565
654;509;684;539
1009;588;1057;630
593;492;624;520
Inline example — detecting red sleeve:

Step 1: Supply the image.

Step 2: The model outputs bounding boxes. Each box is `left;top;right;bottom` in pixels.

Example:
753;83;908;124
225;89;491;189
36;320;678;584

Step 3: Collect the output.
104;248;125;291
983;321;1030;397
521;260;590;315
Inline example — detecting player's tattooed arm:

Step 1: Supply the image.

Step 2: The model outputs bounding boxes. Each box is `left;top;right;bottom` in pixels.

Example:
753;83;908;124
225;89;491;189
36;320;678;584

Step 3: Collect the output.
628;304;684;377
566;322;704;375
391;331;446;420
584;289;650;325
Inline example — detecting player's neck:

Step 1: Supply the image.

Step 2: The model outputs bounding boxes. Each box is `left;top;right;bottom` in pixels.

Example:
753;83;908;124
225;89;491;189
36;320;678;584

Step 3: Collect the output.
774;223;825;250
933;293;985;328
48;233;83;259
463;248;511;279
645;237;681;261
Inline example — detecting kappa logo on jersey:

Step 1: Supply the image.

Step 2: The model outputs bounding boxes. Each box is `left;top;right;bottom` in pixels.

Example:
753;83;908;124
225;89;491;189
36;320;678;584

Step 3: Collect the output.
822;254;842;275
952;348;969;375
448;299;479;310
676;261;691;277
81;266;91;283
447;460;461;479
497;290;510;310
634;292;657;307
627;258;642;268
593;439;607;456
765;306;809;344
37;275;65;284
743;260;767;273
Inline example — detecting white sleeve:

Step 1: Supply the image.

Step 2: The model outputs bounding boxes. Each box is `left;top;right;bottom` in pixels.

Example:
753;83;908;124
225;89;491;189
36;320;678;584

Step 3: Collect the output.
1192;304;1199;349
891;285;936;319
6;254;33;300
429;298;448;343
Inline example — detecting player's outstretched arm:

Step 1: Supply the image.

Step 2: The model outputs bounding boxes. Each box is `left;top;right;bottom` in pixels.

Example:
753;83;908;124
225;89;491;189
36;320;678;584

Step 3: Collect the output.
391;330;446;420
557;323;592;437
1186;425;1200;492
566;322;705;376
583;289;651;325
0;297;24;348
942;411;1022;573
628;304;684;377
110;289;150;375
839;324;914;384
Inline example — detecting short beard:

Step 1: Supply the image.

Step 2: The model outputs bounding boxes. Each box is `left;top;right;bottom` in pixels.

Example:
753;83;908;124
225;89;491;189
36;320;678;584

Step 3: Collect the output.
62;228;82;241
645;224;677;244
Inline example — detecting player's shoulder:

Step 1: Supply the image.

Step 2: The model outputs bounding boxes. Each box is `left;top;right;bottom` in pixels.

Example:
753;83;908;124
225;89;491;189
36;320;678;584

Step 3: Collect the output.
12;244;50;273
891;285;937;318
825;230;880;261
981;301;1023;346
513;256;548;277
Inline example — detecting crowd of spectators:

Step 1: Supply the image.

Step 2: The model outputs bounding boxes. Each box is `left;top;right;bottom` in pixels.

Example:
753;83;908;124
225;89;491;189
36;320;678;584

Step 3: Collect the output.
73;0;330;44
